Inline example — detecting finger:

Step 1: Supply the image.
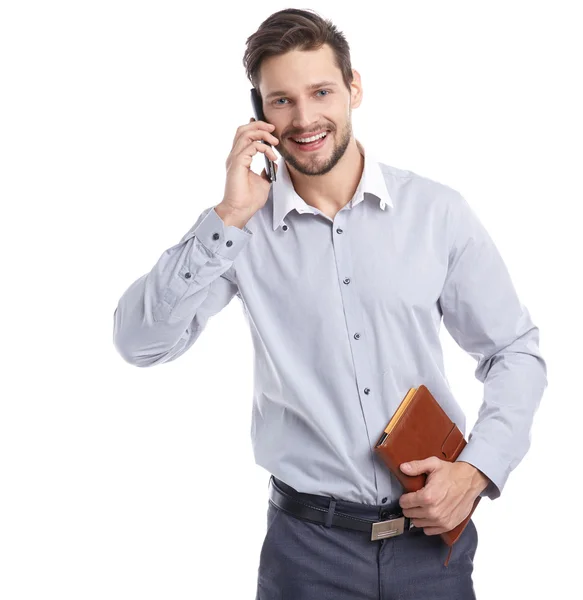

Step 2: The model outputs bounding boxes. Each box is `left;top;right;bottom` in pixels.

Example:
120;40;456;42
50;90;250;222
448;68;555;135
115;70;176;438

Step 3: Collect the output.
421;526;447;536
408;516;436;526
232;141;276;173
249;116;273;128
402;507;427;519
238;139;278;163
234;117;275;143
400;491;424;509
234;127;279;157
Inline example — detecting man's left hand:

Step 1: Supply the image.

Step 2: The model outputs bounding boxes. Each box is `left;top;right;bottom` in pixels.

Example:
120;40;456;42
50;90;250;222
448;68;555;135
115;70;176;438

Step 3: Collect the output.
398;457;490;535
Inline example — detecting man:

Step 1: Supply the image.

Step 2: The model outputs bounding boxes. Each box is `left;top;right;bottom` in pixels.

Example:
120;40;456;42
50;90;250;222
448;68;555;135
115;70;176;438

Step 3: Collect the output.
113;8;547;599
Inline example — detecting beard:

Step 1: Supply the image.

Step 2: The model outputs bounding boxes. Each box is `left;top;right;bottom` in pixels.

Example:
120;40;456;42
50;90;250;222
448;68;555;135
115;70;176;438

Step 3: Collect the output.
277;118;353;177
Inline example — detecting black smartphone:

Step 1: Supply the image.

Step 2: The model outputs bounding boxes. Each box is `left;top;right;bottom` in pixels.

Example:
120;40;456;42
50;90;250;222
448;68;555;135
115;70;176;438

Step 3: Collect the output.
250;87;277;182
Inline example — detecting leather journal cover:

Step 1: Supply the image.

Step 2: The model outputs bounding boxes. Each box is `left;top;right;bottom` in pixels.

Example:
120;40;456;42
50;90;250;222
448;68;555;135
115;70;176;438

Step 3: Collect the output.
374;385;481;566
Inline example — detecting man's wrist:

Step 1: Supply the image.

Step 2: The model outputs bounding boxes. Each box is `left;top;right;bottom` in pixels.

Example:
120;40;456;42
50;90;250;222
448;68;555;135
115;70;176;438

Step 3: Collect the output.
215;202;251;229
457;461;490;494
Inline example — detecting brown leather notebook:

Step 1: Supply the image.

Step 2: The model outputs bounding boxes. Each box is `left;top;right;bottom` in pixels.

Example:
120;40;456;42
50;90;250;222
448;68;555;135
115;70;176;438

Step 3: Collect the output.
374;385;481;566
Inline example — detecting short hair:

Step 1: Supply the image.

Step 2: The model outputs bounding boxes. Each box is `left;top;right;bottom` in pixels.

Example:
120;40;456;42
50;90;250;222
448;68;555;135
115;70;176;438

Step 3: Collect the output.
242;8;353;99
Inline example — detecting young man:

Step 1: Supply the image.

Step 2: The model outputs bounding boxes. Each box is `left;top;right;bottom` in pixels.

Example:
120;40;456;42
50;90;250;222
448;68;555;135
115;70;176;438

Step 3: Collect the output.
113;8;547;599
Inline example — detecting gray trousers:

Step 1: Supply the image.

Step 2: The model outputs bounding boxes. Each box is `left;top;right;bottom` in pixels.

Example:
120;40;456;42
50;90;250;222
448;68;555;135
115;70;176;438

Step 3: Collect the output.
255;477;478;600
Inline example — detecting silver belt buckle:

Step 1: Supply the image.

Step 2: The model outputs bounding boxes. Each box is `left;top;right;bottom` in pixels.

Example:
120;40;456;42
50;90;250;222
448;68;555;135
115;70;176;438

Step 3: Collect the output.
371;516;406;541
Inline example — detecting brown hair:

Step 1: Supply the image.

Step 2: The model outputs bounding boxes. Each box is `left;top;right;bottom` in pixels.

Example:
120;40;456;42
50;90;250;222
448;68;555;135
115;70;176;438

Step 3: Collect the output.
242;8;353;99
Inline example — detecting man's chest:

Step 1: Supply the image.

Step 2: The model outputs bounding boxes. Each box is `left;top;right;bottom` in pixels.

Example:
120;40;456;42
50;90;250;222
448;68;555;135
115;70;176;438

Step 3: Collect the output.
235;209;449;327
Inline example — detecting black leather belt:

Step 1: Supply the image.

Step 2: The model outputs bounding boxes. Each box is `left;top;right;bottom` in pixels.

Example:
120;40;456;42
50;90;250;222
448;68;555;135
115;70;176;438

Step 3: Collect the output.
268;476;415;542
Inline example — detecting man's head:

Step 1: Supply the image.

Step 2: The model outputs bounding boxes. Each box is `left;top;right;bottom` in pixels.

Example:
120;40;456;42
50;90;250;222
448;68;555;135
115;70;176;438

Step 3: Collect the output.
243;9;363;177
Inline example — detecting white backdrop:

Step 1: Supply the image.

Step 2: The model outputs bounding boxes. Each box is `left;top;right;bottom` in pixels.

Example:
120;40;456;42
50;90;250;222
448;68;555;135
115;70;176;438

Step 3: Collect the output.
1;1;580;598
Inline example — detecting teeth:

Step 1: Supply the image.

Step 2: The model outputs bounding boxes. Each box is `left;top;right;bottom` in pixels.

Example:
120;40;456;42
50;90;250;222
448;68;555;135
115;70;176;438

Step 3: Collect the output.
293;131;327;143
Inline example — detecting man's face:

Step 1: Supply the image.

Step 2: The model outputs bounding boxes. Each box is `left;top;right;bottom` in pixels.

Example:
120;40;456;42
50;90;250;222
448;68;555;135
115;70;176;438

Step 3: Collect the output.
259;44;360;177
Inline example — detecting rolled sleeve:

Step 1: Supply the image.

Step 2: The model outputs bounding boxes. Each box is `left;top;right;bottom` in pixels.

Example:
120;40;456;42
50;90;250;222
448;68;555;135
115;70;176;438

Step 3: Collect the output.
439;192;548;500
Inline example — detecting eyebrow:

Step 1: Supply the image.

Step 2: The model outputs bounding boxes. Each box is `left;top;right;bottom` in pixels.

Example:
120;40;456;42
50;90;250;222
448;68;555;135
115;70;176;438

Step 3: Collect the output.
263;81;339;101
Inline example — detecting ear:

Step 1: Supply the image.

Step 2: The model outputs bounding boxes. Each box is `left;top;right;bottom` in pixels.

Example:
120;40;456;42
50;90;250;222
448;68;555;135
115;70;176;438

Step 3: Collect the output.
350;68;363;110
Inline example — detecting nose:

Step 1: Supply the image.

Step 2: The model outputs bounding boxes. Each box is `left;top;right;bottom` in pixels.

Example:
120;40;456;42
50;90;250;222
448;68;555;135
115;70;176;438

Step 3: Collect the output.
290;99;323;133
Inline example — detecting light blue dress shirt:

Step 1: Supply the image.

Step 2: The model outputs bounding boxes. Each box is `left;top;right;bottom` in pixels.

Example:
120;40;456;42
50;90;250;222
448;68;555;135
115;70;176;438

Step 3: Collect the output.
113;139;548;506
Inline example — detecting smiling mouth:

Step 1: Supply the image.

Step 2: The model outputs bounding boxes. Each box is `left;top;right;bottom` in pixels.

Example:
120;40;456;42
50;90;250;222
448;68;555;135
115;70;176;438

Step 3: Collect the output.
290;130;330;142
289;131;331;152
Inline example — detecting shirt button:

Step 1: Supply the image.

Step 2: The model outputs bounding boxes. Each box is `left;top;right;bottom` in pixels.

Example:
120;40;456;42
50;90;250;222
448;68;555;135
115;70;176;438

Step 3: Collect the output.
336;228;343;234
282;225;288;231
343;278;350;284
382;497;388;503
184;272;191;279
354;333;360;340
364;388;370;395
212;233;220;240
226;240;233;247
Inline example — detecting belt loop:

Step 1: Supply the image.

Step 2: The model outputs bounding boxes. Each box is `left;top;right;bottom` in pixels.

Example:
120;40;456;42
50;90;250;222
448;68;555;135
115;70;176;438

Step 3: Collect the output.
325;499;337;528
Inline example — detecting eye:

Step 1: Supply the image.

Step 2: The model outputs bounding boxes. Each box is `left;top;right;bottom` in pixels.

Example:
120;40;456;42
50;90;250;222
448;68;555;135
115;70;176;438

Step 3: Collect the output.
273;89;331;105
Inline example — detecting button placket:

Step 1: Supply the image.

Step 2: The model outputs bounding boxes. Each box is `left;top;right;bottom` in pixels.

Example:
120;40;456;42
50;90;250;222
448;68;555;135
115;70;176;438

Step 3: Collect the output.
333;219;377;428
333;215;392;504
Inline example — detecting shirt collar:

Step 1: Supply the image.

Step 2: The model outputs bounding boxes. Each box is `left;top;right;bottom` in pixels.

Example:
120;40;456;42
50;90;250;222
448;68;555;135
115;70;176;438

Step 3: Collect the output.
271;138;394;231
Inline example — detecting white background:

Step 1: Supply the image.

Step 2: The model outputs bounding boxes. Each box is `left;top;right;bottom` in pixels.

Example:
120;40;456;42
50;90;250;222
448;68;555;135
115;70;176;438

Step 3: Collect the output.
1;1;580;598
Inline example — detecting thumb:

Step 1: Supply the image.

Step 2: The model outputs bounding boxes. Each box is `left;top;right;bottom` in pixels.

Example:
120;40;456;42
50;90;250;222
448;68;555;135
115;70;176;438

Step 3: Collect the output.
400;457;439;475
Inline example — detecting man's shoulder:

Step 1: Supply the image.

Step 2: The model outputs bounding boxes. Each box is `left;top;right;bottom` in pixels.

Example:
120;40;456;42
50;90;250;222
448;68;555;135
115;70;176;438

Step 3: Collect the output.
376;161;463;212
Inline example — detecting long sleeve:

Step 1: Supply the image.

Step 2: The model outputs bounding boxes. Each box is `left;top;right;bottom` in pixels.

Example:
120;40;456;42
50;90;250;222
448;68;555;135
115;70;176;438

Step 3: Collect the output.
113;207;253;367
438;191;548;500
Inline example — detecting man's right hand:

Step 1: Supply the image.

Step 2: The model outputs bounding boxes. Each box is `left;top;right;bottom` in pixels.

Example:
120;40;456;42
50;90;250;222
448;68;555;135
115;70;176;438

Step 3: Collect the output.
216;117;279;228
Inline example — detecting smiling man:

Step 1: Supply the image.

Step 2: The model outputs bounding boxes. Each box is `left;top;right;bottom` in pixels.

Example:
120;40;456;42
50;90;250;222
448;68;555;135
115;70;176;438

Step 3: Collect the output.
113;7;548;600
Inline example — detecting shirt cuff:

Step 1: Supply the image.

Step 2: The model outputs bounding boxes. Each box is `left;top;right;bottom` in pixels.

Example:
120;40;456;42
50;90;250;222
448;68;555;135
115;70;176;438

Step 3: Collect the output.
455;439;506;500
182;207;253;261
